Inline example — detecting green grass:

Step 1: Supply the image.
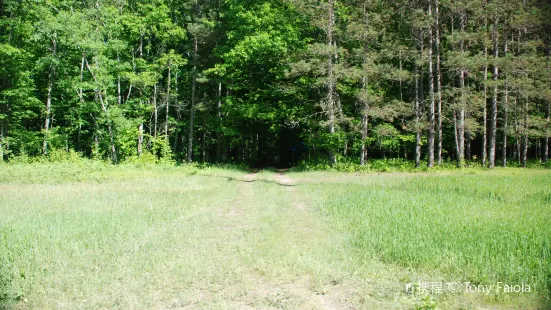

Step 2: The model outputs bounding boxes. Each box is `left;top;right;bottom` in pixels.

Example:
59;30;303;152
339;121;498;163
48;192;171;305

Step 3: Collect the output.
1;163;550;309
298;169;551;306
0;164;240;308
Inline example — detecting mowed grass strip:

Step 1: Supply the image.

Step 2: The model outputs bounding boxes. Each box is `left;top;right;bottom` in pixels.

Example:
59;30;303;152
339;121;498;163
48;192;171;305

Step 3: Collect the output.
300;170;551;298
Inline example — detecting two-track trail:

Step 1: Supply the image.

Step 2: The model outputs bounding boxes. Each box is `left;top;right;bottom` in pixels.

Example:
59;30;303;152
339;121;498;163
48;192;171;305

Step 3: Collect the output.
198;170;357;309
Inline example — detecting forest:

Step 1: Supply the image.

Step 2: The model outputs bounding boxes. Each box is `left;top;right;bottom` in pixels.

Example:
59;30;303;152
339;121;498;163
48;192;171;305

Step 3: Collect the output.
1;0;550;168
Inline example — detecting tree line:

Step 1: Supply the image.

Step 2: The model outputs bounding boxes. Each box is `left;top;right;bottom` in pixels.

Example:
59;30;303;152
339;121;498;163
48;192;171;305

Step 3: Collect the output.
0;0;550;168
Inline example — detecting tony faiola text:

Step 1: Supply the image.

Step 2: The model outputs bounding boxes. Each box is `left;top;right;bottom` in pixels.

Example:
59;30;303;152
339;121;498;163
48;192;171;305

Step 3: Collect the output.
464;282;531;295
405;281;532;295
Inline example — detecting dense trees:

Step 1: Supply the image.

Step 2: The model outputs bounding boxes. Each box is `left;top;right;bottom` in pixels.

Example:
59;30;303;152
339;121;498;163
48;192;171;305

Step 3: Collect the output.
0;0;549;167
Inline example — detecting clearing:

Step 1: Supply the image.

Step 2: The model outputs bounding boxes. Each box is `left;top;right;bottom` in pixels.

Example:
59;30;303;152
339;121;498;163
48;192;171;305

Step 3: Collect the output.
0;164;550;309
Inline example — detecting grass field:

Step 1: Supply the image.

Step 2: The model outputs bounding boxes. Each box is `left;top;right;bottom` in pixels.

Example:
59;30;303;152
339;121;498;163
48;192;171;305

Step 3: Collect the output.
0;163;550;309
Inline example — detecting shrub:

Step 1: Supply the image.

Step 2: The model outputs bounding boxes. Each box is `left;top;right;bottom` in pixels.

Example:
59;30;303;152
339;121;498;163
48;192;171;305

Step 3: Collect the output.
122;152;159;167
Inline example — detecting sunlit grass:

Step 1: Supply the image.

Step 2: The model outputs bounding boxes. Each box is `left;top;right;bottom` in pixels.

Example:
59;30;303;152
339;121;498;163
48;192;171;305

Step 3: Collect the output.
1;164;550;309
0;165;240;308
298;169;551;303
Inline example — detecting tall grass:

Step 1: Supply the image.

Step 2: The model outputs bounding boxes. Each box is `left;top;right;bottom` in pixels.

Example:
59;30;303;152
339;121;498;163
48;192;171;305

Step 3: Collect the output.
0;164;241;308
302;170;551;297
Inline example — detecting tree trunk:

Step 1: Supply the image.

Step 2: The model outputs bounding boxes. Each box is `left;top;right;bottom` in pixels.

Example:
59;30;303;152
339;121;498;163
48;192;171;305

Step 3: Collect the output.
415;65;422;168
202;114;206;162
128;50;136;102
188;37;198;162
79;52;85;104
165;64;171;136
466;108;472;159
117;76;121;105
416;31;425;168
489;18;499;168
514;101;521;165
466;128;471;160
360;2;369;166
516;138;521;165
427;2;435;168
42;38;56;155
153;82;158;138
138;122;144;156
523;101;528;167
399;53;403;102
43;68;53;155
482;46;488;167
85;57;117;163
216;82;223;162
117;51;122;105
545;50;550;164
0;122;4;160
76;52;83;151
173;73;180;153
537;139;540;162
502;36;509;167
126;85;133;102
103;92;117;163
360;106;368;166
457;15;466;167
545;95;550;164
139;33;143;58
435;0;443;165
419;43;425;117
327;0;337;166
453;110;459;160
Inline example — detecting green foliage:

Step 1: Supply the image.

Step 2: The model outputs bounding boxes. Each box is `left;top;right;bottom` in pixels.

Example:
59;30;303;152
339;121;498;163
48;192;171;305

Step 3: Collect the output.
305;169;551;298
45;149;88;164
373;123;401;155
292;157;421;172
123;152;159;167
290;157;544;173
415;295;438;310
0;0;550;168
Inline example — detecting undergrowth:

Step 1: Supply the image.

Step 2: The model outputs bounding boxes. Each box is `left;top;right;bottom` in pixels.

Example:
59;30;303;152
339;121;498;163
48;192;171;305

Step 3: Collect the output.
0;149;251;184
290;157;549;172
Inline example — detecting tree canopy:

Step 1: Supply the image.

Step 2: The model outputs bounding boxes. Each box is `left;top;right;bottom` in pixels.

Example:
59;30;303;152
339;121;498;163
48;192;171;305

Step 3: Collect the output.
1;0;550;168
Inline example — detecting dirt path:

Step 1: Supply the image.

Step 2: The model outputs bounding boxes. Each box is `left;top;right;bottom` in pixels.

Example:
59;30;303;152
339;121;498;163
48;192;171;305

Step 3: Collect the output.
154;171;475;310
174;171;358;309
270;171;356;309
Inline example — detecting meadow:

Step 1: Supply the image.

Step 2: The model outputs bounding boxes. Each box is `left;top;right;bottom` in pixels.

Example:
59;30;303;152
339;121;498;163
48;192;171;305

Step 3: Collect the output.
0;162;550;309
298;170;551;308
